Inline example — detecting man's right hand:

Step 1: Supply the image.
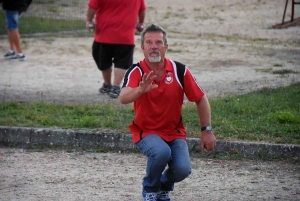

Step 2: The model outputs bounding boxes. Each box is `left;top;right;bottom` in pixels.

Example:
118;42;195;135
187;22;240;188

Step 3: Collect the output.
86;21;95;32
136;23;144;32
138;71;158;94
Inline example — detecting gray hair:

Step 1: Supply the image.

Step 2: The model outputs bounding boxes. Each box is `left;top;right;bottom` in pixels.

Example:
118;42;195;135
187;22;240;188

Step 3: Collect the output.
141;24;168;47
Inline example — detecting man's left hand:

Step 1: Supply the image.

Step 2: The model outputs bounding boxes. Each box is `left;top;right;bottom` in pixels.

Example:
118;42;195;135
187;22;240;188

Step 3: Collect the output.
200;131;216;151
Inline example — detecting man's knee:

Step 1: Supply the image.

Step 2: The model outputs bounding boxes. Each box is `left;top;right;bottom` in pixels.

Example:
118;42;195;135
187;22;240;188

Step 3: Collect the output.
150;144;171;163
143;135;172;162
157;149;172;163
174;165;191;181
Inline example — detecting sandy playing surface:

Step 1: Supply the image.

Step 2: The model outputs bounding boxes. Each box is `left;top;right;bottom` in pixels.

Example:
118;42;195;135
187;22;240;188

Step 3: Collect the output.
0;0;299;104
0;148;300;201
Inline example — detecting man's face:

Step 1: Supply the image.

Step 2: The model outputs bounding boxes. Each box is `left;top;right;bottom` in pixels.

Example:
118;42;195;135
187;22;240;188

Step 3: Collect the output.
141;32;168;63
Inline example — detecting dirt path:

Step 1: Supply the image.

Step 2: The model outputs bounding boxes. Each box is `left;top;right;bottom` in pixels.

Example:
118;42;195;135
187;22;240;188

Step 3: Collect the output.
0;148;299;201
0;35;299;104
0;0;299;104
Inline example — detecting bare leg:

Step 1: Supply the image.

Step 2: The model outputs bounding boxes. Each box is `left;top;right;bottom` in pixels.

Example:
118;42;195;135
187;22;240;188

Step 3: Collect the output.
113;68;126;86
8;29;22;53
8;31;14;51
101;67;112;85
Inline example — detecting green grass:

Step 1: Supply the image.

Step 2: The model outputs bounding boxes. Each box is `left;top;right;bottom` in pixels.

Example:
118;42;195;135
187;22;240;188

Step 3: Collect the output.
0;84;299;144
0;103;133;132
210;84;300;144
0;12;85;35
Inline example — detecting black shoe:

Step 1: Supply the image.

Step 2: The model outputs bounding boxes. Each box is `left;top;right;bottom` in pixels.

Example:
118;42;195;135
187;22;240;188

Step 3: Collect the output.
4;50;16;59
108;85;120;98
99;83;112;94
10;54;25;61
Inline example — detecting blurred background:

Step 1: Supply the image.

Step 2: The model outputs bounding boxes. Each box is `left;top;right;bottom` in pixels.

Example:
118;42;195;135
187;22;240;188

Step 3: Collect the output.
0;0;87;35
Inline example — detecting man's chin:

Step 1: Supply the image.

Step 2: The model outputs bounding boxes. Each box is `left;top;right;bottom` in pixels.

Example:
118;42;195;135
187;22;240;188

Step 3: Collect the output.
148;56;161;63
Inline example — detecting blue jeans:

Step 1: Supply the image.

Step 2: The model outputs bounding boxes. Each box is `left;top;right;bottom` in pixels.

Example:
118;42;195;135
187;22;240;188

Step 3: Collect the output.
136;134;191;192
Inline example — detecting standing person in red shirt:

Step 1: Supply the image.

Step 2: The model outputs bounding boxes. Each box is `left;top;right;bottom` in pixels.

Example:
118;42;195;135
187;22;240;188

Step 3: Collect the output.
119;24;217;201
86;0;146;98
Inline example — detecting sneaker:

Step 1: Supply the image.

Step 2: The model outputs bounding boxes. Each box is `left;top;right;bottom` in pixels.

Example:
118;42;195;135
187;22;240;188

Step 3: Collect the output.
10;54;25;61
4;50;16;59
99;83;112;94
108;85;120;98
157;190;171;201
142;190;157;201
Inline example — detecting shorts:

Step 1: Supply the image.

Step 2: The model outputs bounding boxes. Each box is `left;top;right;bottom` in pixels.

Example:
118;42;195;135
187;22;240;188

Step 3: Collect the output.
92;42;135;71
5;10;22;30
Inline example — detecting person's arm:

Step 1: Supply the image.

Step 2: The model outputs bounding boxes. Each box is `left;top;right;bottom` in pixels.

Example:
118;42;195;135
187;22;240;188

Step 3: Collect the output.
86;7;96;28
138;10;145;24
195;95;216;151
119;71;158;104
136;10;146;32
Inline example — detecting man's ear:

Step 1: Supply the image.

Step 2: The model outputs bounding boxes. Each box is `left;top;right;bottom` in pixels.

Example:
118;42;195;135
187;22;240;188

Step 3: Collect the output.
165;44;168;51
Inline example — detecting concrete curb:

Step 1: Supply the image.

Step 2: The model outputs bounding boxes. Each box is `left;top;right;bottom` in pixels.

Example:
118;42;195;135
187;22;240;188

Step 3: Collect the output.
0;126;299;158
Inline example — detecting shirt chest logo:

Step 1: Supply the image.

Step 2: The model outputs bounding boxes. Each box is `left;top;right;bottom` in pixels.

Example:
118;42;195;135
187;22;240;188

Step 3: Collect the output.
165;72;174;85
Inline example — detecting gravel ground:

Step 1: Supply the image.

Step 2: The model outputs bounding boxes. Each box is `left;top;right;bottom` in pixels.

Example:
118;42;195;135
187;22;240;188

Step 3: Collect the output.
0;0;300;200
0;148;299;201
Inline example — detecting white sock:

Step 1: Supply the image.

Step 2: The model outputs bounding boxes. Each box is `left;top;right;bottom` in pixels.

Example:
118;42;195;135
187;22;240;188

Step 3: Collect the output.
18;53;24;56
8;50;14;53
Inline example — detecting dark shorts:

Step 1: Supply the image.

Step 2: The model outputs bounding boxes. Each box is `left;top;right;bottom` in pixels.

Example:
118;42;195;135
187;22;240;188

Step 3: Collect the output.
5;10;23;30
92;42;135;71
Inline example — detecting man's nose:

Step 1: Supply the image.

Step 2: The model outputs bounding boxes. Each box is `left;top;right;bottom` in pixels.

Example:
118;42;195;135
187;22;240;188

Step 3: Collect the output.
150;44;158;49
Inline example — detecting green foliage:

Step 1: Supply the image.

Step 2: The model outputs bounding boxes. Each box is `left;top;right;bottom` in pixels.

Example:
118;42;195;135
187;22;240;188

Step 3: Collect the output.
0;84;299;144
208;84;300;144
0;103;134;131
271;110;299;124
181;84;300;144
272;69;299;74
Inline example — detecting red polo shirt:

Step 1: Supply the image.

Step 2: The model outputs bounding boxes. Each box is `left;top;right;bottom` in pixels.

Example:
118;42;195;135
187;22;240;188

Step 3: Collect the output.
88;0;146;45
122;58;205;143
